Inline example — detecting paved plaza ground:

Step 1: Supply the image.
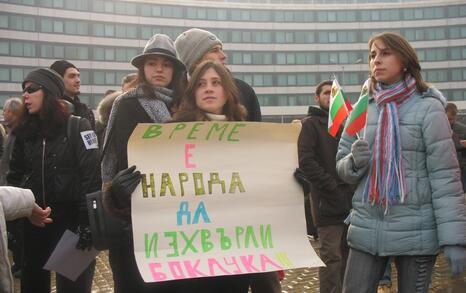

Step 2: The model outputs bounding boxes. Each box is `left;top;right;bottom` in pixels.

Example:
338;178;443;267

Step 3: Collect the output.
13;239;466;292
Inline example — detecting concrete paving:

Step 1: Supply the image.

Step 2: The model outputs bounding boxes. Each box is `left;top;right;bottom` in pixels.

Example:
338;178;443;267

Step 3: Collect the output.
13;239;466;292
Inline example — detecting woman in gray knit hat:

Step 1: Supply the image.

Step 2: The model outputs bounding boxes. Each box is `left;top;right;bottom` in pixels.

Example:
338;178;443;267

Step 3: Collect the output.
8;68;100;293
101;34;189;293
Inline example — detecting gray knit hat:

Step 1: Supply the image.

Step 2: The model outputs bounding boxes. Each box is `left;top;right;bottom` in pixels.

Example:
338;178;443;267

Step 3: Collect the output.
174;28;222;74
22;68;64;98
131;34;185;71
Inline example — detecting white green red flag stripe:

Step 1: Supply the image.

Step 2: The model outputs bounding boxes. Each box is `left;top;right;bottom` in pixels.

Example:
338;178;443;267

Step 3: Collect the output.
328;79;349;137
341;88;353;112
345;80;369;137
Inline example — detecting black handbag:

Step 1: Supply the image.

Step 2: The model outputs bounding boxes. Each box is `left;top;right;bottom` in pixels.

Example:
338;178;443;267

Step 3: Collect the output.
86;190;127;250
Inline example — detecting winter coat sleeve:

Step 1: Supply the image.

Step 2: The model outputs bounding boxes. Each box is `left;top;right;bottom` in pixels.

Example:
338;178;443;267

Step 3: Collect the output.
74;118;101;225
298;118;337;193
0;186;35;220
336;120;370;185
422;100;466;247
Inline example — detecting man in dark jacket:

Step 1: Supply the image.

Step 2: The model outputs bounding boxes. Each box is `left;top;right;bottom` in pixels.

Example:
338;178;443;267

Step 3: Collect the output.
298;80;353;293
175;28;262;122
50;60;96;128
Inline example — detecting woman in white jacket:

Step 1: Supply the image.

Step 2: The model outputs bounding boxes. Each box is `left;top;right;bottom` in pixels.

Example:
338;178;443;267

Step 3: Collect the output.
0;186;52;293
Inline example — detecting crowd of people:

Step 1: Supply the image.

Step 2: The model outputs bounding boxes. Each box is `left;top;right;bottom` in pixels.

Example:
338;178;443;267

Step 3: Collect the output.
0;28;464;293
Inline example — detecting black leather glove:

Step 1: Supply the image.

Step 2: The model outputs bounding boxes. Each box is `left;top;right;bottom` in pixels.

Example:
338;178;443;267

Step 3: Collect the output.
111;165;141;209
76;225;93;251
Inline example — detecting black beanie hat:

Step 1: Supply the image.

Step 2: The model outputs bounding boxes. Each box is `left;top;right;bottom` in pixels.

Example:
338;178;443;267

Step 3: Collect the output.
50;60;78;77
22;68;65;98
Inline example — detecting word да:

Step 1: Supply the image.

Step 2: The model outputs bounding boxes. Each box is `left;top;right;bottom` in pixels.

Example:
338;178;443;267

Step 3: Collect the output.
143;122;246;142
141;172;246;198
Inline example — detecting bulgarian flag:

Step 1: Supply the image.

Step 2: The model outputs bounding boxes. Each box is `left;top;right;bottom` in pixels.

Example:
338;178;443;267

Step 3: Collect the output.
345;80;369;137
341;88;353;112
328;79;349;137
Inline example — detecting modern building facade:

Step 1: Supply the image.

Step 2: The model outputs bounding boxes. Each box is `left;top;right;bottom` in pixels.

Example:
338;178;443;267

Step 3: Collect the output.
0;0;465;121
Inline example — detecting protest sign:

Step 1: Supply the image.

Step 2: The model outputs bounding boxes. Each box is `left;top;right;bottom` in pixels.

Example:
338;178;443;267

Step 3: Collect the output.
128;122;323;282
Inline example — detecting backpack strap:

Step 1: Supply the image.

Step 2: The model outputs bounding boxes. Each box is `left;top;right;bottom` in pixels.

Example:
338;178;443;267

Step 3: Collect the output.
67;115;81;146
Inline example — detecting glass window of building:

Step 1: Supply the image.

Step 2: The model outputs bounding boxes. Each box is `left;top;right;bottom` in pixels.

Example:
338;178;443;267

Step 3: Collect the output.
0;15;8;29
53;0;63;8
403;9;414;20
288;74;297;86
231;53;242;65
104;24;114;37
105;48;114;61
11;68;23;82
253;74;263;86
186;7;196;19
452;69;462;81
10;42;23;57
317;11;327;22
286;53;295;64
243;53;252;64
277;53;286;65
0;41;8;55
94;72;104;85
217;9;227;20
231;31;241;43
105;72;115;85
39;44;53;58
93;47;104;60
0;68;9;81
242;31;251;42
207;8;218;20
54;45;64;58
115;48;126;62
53;20;63;33
414;8;424;19
197;8;206;19
284;11;294;22
371;11;380;21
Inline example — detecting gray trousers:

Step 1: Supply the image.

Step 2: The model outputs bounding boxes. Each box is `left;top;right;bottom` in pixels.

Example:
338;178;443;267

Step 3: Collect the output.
317;224;349;293
342;248;436;293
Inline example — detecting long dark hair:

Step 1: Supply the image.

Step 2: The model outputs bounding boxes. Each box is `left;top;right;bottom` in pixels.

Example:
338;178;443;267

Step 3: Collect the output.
368;32;429;93
14;87;69;139
136;56;187;112
173;60;247;122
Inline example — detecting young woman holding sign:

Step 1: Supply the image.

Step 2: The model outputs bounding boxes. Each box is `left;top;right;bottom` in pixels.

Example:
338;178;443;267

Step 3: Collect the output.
101;34;188;292
336;32;466;292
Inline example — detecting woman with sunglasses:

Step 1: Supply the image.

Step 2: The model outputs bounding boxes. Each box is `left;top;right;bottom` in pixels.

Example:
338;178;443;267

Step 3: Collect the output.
7;68;100;293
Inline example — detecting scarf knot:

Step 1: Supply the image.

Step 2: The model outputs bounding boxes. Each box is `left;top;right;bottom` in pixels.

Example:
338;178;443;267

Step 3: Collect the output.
364;76;417;210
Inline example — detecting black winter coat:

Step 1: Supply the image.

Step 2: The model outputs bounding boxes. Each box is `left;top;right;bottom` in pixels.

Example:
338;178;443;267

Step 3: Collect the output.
297;106;353;227
7;117;100;222
234;78;262;122
62;95;96;129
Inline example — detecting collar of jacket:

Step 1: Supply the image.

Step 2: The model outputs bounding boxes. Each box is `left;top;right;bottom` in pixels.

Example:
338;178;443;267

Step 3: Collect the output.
307;106;328;118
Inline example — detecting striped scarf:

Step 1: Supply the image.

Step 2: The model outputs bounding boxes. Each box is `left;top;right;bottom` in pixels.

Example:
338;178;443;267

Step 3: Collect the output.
364;75;417;209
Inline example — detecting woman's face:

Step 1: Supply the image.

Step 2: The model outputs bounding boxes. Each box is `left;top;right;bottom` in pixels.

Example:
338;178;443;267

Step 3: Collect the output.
143;55;174;88
22;81;44;114
369;39;404;85
195;68;227;115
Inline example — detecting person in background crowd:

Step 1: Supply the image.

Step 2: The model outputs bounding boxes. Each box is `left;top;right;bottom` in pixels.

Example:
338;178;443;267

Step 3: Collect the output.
0;186;52;293
50;60;96;128
0;98;24;279
175;28;280;293
101;34;187;293
175;28;261;122
121;72;138;92
446;102;466;190
7;68;100;293
298;80;353;293
336;32;466;293
95;91;122;146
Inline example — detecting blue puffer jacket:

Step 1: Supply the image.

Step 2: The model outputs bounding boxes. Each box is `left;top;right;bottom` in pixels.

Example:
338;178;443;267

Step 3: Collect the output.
336;86;466;256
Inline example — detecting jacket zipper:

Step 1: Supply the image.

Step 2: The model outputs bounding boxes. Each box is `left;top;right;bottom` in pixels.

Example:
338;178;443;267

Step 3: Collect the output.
41;138;46;207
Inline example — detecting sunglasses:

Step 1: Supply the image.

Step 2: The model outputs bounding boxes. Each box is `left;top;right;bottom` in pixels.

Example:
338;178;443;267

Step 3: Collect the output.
23;84;43;94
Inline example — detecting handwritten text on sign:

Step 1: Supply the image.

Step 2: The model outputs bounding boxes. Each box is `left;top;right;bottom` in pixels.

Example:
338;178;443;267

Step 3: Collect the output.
128;122;323;282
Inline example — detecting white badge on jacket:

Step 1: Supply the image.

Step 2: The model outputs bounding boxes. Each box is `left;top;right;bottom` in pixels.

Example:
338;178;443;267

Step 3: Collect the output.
80;130;98;150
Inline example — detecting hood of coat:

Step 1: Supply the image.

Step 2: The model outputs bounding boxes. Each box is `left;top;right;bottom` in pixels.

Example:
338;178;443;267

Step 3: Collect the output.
422;86;447;107
307;106;328;119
